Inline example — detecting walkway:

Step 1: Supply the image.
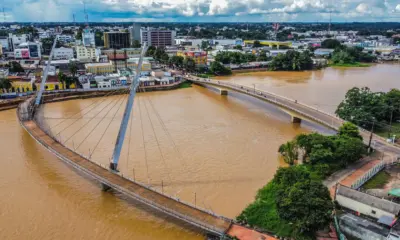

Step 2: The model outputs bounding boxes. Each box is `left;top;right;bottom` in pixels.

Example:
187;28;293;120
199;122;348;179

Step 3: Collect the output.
20;117;231;235
188;77;400;157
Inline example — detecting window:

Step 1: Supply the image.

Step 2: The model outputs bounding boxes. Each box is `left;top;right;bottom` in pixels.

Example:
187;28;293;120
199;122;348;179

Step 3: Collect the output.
371;210;376;214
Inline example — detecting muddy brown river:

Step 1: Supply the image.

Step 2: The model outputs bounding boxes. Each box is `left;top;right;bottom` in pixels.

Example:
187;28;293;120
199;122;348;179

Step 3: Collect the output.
1;64;399;239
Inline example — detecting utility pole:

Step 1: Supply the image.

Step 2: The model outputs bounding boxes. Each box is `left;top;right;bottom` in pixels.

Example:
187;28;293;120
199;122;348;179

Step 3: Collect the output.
389;107;394;139
368;121;375;153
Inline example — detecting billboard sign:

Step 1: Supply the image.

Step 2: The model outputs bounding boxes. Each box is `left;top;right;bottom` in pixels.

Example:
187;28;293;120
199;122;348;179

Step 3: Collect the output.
21;49;30;59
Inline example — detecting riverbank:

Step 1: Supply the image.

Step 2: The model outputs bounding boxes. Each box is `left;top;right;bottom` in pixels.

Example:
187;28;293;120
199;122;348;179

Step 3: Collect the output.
329;62;371;67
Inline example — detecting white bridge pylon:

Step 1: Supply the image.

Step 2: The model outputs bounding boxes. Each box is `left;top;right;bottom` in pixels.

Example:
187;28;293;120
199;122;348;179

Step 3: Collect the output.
110;43;148;171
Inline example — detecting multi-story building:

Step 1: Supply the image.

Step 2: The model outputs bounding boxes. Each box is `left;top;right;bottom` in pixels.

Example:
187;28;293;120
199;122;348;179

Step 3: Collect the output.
101;48;141;60
53;47;74;60
129;23;141;45
56;34;74;43
85;62;115;75
82;28;95;47
9;33;29;51
140;28;176;47
104;32;130;49
76;46;100;62
85;59;151;75
177;50;207;65
14;42;41;60
0;37;10;52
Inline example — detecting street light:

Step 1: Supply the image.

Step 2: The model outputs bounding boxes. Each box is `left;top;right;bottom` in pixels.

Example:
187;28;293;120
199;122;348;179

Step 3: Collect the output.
252;83;256;93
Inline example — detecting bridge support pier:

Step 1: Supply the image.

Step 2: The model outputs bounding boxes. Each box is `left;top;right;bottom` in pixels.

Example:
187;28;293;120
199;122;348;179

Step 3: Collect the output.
291;116;302;124
101;183;111;192
220;89;228;95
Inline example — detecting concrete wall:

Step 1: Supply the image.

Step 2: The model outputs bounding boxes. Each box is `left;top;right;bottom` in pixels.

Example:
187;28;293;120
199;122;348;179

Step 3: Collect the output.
336;195;395;220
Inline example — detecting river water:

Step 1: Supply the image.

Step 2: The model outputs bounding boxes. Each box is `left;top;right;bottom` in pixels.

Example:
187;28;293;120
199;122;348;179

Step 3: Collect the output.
1;64;399;239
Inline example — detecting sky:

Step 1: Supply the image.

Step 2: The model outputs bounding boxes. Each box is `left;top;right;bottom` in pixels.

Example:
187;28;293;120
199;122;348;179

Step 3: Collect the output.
2;0;400;22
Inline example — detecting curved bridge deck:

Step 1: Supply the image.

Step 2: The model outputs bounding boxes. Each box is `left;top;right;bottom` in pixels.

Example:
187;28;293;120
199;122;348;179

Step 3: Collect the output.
17;98;231;236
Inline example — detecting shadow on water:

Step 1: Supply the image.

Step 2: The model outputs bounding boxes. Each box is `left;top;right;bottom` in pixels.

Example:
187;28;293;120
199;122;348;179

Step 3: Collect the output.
194;84;335;135
20;125;206;238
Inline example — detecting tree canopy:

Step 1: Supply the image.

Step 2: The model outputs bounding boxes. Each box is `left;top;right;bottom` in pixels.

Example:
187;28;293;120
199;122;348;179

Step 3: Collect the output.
336;87;389;128
9;61;24;73
209;61;231;75
321;39;341;49
215;51;256;64
269;50;313;71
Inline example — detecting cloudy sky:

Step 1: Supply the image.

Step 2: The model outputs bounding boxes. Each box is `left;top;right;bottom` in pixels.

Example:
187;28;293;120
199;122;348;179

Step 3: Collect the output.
3;0;400;22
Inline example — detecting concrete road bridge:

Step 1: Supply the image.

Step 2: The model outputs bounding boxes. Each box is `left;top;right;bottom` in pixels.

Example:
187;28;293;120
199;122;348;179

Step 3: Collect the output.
187;76;400;156
16;41;278;239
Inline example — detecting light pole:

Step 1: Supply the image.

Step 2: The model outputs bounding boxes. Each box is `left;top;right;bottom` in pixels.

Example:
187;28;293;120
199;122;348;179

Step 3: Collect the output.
252;83;255;93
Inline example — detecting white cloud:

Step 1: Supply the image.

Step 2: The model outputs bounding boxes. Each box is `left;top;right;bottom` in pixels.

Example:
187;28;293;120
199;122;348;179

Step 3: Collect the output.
2;0;400;22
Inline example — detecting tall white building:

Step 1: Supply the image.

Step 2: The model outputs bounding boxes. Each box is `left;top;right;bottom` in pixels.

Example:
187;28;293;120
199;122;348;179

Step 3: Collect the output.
53;47;74;60
9;33;29;51
82;28;95;47
140;28;176;47
129;23;141;45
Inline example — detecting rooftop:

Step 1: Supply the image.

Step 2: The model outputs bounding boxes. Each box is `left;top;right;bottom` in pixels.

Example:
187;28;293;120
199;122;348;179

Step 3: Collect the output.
337;184;400;215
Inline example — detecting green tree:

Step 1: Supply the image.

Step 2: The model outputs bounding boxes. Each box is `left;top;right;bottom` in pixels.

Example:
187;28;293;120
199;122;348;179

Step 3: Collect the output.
57;72;67;89
183;58;196;72
209;61;231;75
309;146;334;165
321;39;341;49
132;40;141;48
0;78;12;92
9;61;24;73
169;56;184;68
76;27;83;40
200;40;210;50
278;141;298;166
384;89;400;122
336;87;387;128
68;62;79;88
233;45;243;50
146;46;156;57
269;50;313;71
276;180;333;235
338;122;362;140
41;37;55;55
253;40;262;48
333;137;366;167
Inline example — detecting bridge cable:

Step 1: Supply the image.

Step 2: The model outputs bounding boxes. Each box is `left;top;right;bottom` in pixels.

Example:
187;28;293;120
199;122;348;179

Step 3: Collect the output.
89;96;128;160
143;97;173;185
126;98;135;175
62;90;129;145
147;97;192;197
138;97;151;184
44;88;127;130
54;90;128;136
74;93;128;152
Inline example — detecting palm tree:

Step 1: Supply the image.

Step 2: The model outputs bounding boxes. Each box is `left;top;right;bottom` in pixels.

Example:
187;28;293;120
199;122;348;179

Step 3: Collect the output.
58;71;66;89
68;62;80;88
279;141;298;166
0;78;12;92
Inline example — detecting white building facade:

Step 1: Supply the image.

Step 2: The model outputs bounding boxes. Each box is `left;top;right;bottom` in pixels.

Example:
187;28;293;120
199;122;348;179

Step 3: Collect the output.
53;47;74;60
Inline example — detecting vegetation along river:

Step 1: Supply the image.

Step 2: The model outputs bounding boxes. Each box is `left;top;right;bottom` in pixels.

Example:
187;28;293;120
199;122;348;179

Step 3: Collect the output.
1;64;399;239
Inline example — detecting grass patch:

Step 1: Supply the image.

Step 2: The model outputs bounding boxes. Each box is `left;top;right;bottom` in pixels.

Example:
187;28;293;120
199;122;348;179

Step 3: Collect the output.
179;82;192;89
197;73;215;78
375;122;400;139
362;171;391;189
237;182;295;238
329;62;371;67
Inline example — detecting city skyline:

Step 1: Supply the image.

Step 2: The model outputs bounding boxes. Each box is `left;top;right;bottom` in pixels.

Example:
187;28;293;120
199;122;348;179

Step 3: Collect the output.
1;0;400;23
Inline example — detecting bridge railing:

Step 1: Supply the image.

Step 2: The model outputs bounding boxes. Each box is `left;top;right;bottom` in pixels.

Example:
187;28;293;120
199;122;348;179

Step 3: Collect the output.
34;115;232;234
188;76;395;147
